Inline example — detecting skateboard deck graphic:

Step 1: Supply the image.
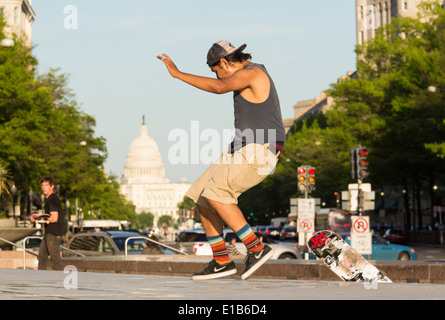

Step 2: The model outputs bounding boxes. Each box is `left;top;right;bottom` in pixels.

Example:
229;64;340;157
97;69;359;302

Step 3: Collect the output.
307;230;392;283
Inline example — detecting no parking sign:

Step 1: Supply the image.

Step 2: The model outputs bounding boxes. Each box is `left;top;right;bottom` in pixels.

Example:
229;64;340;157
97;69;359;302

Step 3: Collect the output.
352;216;370;233
299;219;314;233
351;216;372;255
297;218;314;246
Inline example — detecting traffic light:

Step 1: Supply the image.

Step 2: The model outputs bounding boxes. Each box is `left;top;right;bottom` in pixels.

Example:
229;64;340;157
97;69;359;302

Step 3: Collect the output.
334;191;340;208
357;147;369;179
308;167;316;191
350;148;358;180
297;165;316;193
351;146;369;180
298;167;307;192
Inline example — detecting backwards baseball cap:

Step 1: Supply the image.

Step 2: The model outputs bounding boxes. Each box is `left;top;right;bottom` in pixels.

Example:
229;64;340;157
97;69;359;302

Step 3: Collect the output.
207;40;247;67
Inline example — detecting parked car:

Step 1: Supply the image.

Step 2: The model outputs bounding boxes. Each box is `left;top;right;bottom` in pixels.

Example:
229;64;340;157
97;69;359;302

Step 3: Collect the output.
254;225;268;235
176;228;208;254
190;229;301;259
65;231;174;257
304;233;417;261
280;226;298;241
383;229;408;244
265;226;282;240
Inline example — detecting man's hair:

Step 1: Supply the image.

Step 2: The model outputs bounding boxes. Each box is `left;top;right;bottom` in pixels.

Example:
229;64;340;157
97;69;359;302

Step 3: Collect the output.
213;51;252;67
40;176;54;186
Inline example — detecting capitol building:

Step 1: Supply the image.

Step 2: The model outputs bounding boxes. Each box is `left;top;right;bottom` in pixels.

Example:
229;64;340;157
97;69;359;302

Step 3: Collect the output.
119;118;190;225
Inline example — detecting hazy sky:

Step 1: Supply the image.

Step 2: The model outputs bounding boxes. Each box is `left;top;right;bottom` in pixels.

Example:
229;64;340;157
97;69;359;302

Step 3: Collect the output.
31;0;357;183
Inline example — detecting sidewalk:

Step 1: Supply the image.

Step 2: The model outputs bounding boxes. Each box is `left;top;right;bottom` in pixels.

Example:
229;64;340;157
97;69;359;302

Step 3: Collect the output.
60;255;445;284
3;252;445;283
1;268;445;300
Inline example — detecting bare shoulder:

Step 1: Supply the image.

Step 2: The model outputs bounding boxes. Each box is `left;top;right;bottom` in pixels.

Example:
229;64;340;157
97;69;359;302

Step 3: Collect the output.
236;63;270;102
242;63;264;74
234;63;267;81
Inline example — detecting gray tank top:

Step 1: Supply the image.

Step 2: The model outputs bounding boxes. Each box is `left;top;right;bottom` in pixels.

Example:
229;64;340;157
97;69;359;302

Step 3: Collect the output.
230;63;286;152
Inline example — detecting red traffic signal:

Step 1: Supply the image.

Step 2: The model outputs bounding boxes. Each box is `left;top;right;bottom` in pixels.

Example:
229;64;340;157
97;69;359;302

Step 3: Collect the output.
356;147;369;179
298;167;306;183
298;165;315;193
358;148;368;157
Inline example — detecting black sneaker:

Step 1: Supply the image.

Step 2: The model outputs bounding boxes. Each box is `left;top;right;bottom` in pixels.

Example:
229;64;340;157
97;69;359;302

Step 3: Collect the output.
241;245;274;280
192;260;237;280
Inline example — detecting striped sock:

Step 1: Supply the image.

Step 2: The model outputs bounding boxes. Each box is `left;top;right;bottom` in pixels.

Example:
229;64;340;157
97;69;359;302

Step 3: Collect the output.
207;234;231;266
235;224;264;252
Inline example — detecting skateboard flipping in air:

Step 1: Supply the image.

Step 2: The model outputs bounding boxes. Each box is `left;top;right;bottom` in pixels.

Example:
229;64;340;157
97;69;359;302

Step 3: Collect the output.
307;230;392;283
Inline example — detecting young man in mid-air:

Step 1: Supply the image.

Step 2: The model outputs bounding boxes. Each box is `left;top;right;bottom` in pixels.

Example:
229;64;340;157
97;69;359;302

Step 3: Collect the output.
158;40;286;280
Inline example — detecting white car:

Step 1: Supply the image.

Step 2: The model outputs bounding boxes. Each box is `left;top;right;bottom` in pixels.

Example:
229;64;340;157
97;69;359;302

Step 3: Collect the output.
187;229;301;259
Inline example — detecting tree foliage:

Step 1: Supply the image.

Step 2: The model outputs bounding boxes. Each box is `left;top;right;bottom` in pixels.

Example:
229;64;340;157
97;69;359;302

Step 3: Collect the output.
239;2;445;227
0;20;137;224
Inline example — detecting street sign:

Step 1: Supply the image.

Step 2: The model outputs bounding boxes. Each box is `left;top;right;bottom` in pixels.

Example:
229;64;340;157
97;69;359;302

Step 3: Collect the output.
290;198;298;214
351;216;370;234
297;198;315;220
350;215;372;256
344;183;375;212
349;183;372;192
297;218;314;246
299;219;314;233
350;232;372;255
295;198;316;249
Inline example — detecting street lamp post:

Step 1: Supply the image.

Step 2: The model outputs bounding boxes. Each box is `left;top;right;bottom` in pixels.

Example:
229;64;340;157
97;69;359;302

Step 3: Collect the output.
428;86;445;94
9;184;16;218
0;38;14;47
10;184;21;226
28;187;33;224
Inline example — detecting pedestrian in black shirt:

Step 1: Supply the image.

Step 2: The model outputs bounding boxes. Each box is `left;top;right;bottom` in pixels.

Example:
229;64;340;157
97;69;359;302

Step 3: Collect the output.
31;177;64;271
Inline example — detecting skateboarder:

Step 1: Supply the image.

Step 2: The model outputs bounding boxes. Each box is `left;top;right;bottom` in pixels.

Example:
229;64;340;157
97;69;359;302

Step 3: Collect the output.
158;40;286;280
31;177;64;271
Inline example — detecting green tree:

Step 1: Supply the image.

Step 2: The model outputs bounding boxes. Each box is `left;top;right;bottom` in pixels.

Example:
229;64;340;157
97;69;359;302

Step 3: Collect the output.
239;2;445;230
0;159;13;217
158;215;173;227
83;175;137;224
177;196;199;222
137;212;154;229
239;113;354;221
0;19;137;222
327;2;445;228
0;159;12;197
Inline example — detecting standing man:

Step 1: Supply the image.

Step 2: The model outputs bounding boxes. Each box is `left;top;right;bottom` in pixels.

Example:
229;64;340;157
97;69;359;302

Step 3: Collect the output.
32;176;64;271
158;40;286;280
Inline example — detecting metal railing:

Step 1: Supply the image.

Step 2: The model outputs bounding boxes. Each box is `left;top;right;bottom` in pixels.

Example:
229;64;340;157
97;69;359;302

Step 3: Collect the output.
1;234;187;267
124;236;187;260
23;236;42;270
0;235;86;270
61;245;87;258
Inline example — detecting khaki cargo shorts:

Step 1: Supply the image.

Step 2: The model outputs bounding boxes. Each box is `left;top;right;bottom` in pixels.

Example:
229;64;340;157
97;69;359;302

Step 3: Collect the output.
186;143;280;211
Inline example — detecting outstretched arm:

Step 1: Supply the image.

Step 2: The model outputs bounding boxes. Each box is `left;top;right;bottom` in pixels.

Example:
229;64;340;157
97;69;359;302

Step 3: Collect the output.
157;53;251;94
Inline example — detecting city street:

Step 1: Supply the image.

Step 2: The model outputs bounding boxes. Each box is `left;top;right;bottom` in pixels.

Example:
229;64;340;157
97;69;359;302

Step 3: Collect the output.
414;246;445;262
